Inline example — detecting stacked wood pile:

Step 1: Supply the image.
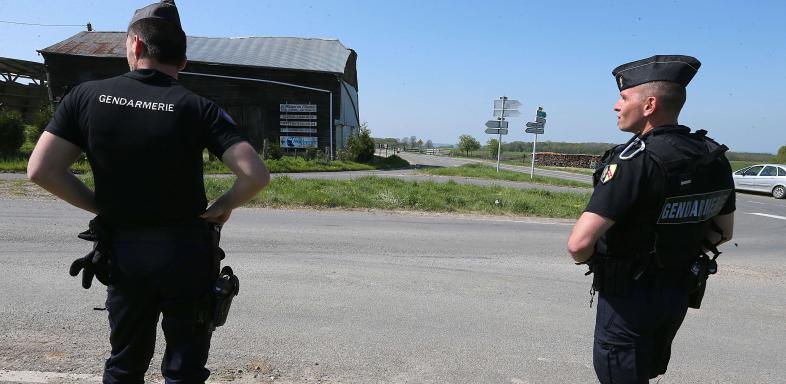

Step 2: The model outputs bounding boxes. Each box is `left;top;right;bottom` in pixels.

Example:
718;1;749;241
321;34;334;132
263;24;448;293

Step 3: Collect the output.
533;152;602;169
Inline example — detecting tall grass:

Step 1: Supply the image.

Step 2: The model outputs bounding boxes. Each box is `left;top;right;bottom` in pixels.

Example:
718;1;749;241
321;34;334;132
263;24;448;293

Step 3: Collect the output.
206;176;590;218
204;155;409;174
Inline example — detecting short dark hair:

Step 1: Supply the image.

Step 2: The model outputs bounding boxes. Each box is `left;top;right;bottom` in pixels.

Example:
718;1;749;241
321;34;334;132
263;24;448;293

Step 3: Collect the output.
127;18;186;66
641;81;687;115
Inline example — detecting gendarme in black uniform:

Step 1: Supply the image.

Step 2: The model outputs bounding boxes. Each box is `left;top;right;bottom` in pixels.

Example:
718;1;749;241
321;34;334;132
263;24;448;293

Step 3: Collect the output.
584;55;736;383
46;65;243;384
47;69;242;227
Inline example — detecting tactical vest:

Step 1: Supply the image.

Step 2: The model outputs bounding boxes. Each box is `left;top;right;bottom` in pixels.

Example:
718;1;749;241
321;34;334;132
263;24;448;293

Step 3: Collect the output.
590;126;732;294
645;127;732;268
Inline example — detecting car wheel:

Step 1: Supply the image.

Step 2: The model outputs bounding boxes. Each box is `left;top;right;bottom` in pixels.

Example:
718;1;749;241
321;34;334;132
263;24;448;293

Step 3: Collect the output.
773;185;786;199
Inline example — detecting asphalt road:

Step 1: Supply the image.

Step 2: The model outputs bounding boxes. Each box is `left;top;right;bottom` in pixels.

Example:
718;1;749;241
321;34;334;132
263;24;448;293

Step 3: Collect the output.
1;193;784;383
394;152;594;184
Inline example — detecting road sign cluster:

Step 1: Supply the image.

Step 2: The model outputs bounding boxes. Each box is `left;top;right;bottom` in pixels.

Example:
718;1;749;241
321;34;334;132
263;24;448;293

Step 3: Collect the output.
481;101;549;178
525;107;546;134
482;98;549;174
484;120;509;135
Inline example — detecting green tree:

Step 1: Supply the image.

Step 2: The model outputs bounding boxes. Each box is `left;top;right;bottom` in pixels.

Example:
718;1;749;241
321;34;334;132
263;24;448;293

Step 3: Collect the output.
346;124;376;162
0;110;25;157
458;134;480;157
31;105;54;143
425;140;433;149
486;138;499;160
776;145;786;163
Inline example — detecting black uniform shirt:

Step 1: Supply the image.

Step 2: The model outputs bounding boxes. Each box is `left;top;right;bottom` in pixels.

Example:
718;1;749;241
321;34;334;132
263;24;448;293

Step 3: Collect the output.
46;69;244;227
585;125;736;256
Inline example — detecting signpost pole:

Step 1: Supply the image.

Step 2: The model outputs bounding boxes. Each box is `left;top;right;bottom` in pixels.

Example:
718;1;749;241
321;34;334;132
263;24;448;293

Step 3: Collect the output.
530;133;537;179
497;97;505;172
497;131;502;172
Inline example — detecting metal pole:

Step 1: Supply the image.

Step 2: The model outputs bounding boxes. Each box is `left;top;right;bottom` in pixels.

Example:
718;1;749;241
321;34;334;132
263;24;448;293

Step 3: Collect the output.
496;132;502;172
530;133;538;179
329;92;333;159
497;96;506;172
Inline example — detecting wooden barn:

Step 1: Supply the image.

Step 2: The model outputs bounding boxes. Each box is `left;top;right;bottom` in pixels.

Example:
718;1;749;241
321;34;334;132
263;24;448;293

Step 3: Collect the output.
0;57;49;122
38;32;360;155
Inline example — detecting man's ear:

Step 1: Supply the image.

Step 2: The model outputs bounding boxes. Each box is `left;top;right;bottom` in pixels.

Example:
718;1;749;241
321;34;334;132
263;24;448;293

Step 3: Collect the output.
131;35;144;60
178;57;187;71
643;96;657;117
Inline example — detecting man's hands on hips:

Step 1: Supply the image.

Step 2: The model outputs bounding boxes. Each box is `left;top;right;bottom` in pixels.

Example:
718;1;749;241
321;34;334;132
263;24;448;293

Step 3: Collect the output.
567;212;615;263
200;141;270;225
201;202;233;225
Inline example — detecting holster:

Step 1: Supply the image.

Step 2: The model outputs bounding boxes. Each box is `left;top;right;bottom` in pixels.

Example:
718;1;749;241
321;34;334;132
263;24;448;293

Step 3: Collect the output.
202;224;240;331
686;254;716;309
589;254;636;297
212;265;239;329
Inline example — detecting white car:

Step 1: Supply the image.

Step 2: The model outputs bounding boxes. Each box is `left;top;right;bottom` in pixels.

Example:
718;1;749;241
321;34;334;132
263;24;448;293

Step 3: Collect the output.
732;164;786;199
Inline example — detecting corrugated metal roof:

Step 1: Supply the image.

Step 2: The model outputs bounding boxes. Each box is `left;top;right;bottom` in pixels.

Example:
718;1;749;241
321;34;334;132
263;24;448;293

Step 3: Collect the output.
0;57;46;79
39;32;352;75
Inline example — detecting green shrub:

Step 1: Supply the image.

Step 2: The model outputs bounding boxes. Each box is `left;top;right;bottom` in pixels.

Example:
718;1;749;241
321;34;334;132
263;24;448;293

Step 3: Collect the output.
267;143;283;160
30;105;54;143
0;110;25;157
335;149;352;162
345;126;375;163
304;147;319;161
776;145;786;163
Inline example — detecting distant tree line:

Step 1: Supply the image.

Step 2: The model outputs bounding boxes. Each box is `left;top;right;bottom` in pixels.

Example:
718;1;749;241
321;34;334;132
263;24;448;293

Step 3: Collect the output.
499;141;615;155
725;151;777;162
372;136;433;149
373;132;782;163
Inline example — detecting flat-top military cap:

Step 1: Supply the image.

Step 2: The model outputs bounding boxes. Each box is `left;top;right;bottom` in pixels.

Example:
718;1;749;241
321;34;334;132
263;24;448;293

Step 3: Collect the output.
612;55;701;91
129;0;182;30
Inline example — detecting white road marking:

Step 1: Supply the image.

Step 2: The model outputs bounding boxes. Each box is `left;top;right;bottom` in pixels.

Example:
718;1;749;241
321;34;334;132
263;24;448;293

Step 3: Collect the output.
0;370;101;383
748;213;786;220
458;217;573;226
742;200;767;205
0;370;227;383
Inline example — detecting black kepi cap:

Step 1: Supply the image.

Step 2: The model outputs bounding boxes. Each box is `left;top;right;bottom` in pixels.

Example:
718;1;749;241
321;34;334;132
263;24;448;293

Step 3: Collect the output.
129;0;182;30
612;55;701;91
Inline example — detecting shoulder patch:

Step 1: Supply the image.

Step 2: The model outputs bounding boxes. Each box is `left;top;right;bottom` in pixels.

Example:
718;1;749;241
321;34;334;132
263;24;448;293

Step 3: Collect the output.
600;164;618;184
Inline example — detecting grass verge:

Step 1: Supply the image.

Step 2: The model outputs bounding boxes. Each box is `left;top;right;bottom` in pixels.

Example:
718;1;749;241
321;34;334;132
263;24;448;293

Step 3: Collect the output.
7;173;588;218
204;155;409;174
418;164;591;188
205;176;590;219
2;155;408;175
0;157;91;174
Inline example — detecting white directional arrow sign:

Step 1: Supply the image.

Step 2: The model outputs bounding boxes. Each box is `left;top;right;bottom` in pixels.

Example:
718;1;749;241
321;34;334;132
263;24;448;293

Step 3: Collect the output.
493;109;521;118
526;121;545;128
485;120;509;129
525;127;544;134
536;116;546;123
494;99;522;110
485;128;509;135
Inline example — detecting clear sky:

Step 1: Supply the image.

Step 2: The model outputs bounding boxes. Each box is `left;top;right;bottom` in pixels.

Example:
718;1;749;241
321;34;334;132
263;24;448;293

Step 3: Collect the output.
2;0;784;153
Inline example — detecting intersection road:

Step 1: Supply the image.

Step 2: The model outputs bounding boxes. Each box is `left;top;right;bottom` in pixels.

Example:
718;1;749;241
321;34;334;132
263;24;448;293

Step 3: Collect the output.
0;196;784;383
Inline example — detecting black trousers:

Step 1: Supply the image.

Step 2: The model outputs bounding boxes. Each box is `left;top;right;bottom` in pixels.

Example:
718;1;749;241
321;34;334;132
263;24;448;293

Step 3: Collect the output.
593;272;689;383
103;223;215;384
